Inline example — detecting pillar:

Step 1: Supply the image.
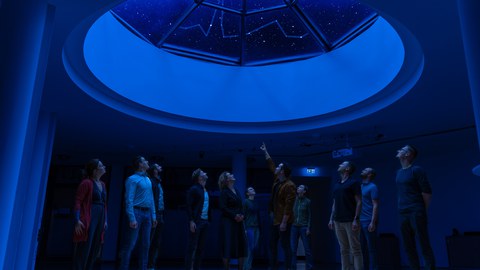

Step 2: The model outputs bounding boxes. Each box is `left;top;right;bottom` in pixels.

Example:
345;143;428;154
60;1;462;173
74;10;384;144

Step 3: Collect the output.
0;0;55;268
456;0;480;175
232;151;247;198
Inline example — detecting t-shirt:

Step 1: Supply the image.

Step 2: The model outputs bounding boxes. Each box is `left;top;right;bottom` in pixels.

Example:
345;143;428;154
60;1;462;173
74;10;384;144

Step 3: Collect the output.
244;199;260;228
360;182;379;224
333;178;361;222
396;165;432;214
201;191;209;220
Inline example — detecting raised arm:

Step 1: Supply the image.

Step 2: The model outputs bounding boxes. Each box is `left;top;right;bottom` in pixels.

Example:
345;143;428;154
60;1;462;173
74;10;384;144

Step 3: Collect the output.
260;142;276;173
260;142;271;160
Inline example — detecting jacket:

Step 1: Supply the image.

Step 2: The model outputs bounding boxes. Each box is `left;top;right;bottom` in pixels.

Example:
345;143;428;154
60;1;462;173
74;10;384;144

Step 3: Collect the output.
267;158;296;225
186;183;212;222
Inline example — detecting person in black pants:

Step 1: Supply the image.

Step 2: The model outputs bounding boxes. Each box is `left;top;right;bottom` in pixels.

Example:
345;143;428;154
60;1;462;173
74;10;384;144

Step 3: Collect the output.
185;168;211;270
396;145;435;270
218;171;248;270
148;163;165;270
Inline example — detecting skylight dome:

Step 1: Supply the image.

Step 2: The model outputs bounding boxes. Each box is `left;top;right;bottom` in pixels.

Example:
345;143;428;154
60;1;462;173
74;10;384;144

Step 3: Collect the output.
111;0;378;66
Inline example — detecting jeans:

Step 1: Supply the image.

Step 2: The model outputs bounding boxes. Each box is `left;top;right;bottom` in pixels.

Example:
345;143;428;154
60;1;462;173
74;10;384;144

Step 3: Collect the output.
360;223;378;270
399;212;435;270
185;219;209;270
148;211;164;269
269;224;292;270
334;221;363;270
244;227;260;270
291;226;313;270
119;208;152;270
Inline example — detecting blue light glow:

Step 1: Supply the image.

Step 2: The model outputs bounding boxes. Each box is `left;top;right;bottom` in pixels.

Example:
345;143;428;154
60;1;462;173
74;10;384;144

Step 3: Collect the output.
82;13;407;127
296;167;326;177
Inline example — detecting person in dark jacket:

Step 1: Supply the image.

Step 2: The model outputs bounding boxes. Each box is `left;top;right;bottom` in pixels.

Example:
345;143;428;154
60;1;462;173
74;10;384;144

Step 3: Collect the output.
218;171;248;270
185;168;210;270
148;163;165;270
73;159;108;270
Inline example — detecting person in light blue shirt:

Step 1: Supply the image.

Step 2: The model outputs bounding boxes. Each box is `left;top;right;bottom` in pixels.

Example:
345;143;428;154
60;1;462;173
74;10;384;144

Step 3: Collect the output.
119;156;157;270
360;167;379;270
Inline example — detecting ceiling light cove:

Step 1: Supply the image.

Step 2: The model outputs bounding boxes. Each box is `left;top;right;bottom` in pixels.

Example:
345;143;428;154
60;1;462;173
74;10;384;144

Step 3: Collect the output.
63;1;423;133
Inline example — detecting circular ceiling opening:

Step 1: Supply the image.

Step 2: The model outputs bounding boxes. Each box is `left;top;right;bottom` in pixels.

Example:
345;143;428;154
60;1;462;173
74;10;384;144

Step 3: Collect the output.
63;1;423;133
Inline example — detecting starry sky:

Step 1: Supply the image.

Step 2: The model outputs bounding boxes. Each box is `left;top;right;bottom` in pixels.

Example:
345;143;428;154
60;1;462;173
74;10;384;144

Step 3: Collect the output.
111;0;377;65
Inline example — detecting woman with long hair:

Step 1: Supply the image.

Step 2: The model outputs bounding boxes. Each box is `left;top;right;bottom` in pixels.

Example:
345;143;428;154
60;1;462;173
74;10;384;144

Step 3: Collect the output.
218;171;248;270
73;159;108;270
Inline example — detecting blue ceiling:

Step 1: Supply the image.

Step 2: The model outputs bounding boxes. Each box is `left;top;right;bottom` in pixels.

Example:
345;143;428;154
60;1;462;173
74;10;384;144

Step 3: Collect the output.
79;12;414;133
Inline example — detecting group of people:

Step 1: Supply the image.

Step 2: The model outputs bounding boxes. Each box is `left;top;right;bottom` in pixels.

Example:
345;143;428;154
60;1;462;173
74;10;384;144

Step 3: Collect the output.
73;157;165;270
72;143;436;270
327;145;435;270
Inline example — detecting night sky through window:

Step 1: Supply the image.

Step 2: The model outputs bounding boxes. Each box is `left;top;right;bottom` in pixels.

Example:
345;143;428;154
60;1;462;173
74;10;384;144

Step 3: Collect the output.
111;0;378;66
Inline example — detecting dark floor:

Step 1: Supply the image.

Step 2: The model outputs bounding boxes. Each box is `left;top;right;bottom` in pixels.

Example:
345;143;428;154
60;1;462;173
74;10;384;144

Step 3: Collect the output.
35;260;441;270
35;260;337;270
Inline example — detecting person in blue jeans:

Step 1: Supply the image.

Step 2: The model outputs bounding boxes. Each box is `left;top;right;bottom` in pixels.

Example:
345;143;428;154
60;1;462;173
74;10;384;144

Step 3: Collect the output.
119;156;157;270
243;187;260;270
396;145;435;270
291;185;313;270
360;168;379;270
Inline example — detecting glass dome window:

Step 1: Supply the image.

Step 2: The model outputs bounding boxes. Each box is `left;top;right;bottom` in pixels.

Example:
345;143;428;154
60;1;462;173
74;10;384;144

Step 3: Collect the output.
111;0;378;66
